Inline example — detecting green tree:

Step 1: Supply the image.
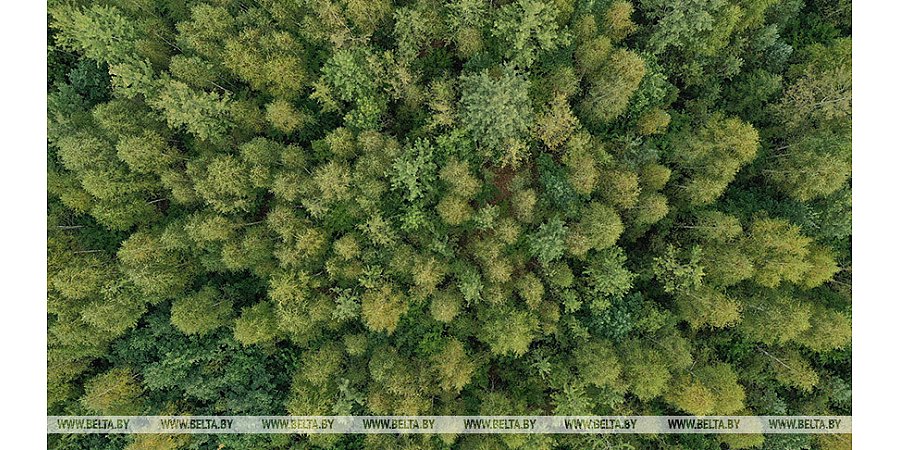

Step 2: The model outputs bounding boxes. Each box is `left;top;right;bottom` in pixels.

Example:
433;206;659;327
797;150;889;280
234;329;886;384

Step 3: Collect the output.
50;4;138;65
666;363;745;415
393;3;444;63
767;129;851;201
265;99;309;134
191;154;257;213
670;113;759;206
361;284;408;334
170;285;233;336
578;49;645;123
620;342;672;401
116;130;178;174
480;307;539;357
640;0;742;57
574;340;621;388
320;47;387;130
81;368;144;415
492;0;571;68
430;289;463;323
459;67;534;167
223;28;309;98
433;339;477;393
233;301;278;346
797;304;851;353
149;79;232;142
745;218;812;288
567;202;623;257
528;217;568;265
117;230;196;299
739;290;812;345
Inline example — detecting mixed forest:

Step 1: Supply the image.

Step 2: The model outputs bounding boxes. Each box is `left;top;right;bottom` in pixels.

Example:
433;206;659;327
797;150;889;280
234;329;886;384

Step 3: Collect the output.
47;0;851;449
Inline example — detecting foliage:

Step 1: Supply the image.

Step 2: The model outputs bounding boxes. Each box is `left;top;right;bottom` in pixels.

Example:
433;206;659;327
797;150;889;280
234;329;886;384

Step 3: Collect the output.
47;1;852;448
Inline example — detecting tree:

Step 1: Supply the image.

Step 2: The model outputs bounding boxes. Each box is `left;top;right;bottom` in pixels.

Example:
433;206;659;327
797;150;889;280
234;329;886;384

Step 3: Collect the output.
597;169;641;210
390;139;437;203
170;285;233;336
652;245;741;328
149;79;232;142
320;47;386;130
492;0;571;68
528;217;568;265
437;195;474;226
567;202;623;257
81;368;144;415
265;99;309;134
765;37;851;203
534;94;579;151
267;270;329;345
361;284;408;334
768;348;820;393
480;307;539;357
168;55;222;90
433;339;477;393
767;129;851;201
636;108;671;135
49;254;112;301
299;344;344;387
552;383;595;416
50;4;138;65
191;154;257;214
116;130;177;174
801;244;840;289
745;218;813;288
222;27;309;99
430;289;463;323
574;340;621;388
797;304;851;353
630;192;670;227
117;230;196;299
666;363;745;415
584;246;635;302
445;0;489;57
640;0;742;57
517;272;545;309
620;342;671;401
81;278;148;337
578;49;645;123
440;158;480;197
675;285;742;329
393;3;444;63
561;132;603;195
739;290;812;345
175;4;235;60
773;38;851;132
233;301;278;346
670;113;759;206
639;163;672;192
411;255;447;297
344;0;393;38
603;1;638;42
575;35;613;76
459;67;534;167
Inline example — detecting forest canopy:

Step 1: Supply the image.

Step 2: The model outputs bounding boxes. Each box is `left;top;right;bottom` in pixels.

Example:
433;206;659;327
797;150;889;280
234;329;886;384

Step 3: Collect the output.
47;0;851;449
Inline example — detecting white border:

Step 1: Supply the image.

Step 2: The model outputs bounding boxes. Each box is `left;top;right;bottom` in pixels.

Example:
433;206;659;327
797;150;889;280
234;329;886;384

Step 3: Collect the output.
0;1;48;447
852;0;899;447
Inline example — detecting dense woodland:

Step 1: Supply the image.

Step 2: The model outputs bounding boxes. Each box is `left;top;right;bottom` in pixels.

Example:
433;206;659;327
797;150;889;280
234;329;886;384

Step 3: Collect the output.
47;0;851;449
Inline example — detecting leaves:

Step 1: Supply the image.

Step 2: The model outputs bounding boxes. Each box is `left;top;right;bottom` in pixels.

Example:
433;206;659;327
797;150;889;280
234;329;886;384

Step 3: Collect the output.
46;2;851;446
459;67;534;167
